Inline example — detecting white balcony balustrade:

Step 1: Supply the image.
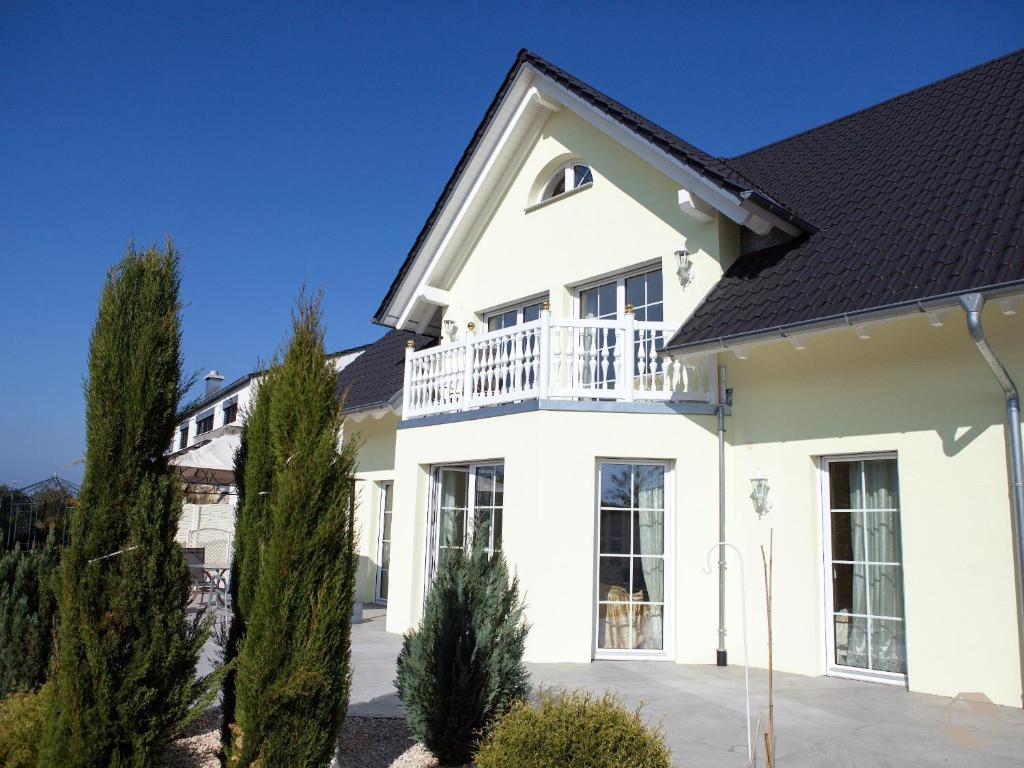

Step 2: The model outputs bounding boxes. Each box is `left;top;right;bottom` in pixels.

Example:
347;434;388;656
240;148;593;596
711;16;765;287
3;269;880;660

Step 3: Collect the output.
403;308;714;418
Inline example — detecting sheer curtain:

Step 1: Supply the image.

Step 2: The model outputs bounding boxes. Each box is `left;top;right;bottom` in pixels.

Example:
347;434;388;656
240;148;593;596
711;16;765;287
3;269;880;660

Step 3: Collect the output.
865;459;904;672
636;465;665;650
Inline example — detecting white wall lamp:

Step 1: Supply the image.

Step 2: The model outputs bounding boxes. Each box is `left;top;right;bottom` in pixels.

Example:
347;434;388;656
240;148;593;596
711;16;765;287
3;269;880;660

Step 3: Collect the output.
750;472;773;518
443;319;459;342
675;248;695;288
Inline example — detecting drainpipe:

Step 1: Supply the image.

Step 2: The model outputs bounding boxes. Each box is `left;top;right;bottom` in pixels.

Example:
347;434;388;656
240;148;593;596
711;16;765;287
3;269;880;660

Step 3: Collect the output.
959;293;1024;707
717;366;729;667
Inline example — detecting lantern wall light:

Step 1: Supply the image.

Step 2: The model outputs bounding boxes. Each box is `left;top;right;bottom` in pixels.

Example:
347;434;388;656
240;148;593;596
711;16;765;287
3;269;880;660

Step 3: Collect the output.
443;319;459;342
675;248;695;288
750;472;773;518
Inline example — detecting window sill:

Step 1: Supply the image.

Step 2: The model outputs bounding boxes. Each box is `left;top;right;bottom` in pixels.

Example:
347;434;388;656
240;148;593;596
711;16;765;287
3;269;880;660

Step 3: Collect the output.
524;182;593;214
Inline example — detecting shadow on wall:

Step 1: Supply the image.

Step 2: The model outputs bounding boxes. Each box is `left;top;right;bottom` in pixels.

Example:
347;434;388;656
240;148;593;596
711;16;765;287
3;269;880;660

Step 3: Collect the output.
723;311;1021;458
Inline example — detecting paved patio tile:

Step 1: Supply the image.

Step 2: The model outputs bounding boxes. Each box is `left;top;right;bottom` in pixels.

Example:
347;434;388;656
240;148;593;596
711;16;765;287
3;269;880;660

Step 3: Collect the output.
348;606;1024;767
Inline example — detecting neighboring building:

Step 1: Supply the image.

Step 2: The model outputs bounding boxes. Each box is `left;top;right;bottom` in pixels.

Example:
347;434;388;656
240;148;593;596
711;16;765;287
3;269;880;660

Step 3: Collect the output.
369;49;1024;708
168;344;370;557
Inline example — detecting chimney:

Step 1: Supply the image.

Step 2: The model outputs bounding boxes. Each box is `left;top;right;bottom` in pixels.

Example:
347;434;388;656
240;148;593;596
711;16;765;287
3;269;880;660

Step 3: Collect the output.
204;370;224;396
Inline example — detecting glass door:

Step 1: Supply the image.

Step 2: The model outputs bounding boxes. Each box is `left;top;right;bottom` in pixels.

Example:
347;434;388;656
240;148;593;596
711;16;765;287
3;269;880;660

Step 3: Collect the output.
426;463;505;582
595;461;668;658
578;280;618;390
823;455;907;681
375;481;393;603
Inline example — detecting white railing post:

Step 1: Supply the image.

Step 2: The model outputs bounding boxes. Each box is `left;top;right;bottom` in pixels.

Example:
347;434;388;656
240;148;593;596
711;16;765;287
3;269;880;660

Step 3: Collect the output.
539;302;551;399
623;305;636;402
462;323;476;411
403;339;415;417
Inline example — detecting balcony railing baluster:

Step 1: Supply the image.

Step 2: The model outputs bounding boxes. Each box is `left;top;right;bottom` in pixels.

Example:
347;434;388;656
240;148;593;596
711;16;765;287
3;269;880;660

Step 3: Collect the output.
403;309;713;418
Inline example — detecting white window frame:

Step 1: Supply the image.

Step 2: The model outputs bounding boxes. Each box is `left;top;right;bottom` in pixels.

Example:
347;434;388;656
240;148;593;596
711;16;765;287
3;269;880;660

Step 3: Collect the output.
593;458;673;661
375;480;393;604
819;451;908;686
538;161;593;204
425;461;505;585
482;294;549;332
571;261;663;320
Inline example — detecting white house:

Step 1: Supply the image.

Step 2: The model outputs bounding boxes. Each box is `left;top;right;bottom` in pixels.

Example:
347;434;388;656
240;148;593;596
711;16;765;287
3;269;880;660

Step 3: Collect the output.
364;49;1024;708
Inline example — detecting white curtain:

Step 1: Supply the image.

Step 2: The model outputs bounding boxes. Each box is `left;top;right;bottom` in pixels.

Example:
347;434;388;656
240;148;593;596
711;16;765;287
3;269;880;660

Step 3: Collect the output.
636;465;665;650
833;459;904;673
864;459;905;672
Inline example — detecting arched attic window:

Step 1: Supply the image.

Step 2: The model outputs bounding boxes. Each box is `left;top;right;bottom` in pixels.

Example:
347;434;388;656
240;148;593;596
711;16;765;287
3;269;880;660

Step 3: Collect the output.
539;161;593;203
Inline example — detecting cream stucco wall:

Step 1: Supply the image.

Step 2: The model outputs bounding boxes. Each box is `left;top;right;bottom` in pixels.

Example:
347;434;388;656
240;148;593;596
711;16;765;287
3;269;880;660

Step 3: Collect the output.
386;304;1023;707
435;107;738;332
722;304;1023;708
385;408;722;666
345;411;400;604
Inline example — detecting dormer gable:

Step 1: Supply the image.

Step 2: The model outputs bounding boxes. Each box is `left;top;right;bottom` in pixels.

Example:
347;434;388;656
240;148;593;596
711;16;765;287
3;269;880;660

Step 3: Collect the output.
374;50;812;334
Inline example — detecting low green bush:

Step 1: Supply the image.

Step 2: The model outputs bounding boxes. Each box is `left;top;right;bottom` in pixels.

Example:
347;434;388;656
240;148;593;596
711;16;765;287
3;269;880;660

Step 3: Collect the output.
395;531;530;766
474;689;672;768
0;684;48;768
0;536;59;698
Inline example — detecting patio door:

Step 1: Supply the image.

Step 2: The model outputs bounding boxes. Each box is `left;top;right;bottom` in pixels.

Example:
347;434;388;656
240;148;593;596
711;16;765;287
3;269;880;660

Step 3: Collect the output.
576;268;664;391
425;463;504;583
595;461;669;658
375;481;393;604
822;455;907;683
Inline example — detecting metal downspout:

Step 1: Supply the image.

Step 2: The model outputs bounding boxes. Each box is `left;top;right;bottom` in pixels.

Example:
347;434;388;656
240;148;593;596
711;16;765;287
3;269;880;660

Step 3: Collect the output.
717;366;728;666
959;293;1024;707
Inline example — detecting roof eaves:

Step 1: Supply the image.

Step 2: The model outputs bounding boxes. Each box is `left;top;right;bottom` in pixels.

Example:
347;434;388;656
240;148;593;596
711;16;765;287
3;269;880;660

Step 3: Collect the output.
372;50;534;325
666;279;1024;355
180;372;257;419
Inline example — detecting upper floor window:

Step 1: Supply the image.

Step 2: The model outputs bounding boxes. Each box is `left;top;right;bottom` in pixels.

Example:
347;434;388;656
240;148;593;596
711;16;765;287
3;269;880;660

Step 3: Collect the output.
196;412;214;435
540;162;593;203
222;402;238;425
178;424;188;450
486;296;547;332
577;267;663;321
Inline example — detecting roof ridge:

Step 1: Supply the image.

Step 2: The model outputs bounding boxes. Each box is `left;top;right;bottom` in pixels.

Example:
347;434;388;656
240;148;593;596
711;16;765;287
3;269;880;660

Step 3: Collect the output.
519;50;763;188
729;47;1024;162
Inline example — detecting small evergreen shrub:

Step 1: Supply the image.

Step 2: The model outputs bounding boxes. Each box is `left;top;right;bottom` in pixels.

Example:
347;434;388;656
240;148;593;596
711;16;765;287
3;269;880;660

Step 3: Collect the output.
395;532;530;766
0;536;59;698
474;689;672;768
0;684;49;768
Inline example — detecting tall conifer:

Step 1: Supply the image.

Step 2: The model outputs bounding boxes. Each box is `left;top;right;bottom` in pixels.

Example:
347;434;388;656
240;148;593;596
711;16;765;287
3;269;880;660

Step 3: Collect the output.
220;363;277;750
232;293;358;767
39;241;207;767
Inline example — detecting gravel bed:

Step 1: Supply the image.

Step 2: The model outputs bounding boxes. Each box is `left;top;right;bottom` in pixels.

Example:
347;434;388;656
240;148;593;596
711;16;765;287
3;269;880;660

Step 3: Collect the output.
162;706;222;768
161;710;472;768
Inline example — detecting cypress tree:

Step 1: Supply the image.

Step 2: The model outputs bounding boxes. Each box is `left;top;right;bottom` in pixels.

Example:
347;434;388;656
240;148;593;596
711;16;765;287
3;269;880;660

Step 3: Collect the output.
39;241;207;767
220;363;277;750
232;293;358;767
395;525;531;766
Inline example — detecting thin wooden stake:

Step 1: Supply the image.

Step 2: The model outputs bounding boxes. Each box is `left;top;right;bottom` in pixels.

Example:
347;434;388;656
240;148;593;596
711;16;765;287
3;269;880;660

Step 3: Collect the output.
761;530;775;768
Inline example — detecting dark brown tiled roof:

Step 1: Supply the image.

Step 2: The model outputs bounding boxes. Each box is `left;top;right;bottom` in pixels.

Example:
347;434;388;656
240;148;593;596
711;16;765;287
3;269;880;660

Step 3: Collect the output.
336;329;435;412
373;49;806;326
668;49;1024;351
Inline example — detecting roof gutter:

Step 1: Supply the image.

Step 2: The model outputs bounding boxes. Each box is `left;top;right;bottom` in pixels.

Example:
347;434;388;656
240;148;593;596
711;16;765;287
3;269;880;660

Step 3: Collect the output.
959;293;1024;709
666;280;1024;356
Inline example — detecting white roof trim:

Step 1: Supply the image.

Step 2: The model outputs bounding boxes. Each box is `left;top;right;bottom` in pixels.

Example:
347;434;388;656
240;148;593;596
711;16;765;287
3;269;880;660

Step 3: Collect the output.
386;62;786;330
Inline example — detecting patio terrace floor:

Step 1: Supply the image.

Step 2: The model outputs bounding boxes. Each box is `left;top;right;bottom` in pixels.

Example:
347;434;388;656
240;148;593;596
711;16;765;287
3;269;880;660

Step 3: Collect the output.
350;606;1024;767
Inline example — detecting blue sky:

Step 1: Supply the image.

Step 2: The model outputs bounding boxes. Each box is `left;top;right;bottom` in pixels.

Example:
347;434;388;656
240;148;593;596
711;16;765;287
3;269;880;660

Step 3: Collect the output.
1;1;1021;484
